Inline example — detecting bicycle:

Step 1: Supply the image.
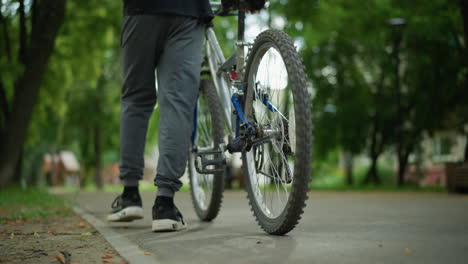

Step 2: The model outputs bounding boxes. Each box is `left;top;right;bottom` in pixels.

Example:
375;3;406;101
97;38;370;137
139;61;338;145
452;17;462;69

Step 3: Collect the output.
188;0;312;235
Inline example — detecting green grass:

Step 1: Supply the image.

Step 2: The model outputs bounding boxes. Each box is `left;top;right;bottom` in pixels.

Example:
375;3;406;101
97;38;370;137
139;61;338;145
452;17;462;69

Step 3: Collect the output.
49;181;192;193
0;186;71;223
310;183;445;192
309;163;446;192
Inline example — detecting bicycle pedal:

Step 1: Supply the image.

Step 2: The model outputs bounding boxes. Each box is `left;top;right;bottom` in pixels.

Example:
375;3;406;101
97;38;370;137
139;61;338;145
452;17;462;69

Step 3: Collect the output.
195;147;226;174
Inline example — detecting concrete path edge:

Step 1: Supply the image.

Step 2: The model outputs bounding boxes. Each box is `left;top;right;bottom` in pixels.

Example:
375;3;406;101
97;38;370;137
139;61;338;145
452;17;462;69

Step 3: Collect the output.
73;207;159;264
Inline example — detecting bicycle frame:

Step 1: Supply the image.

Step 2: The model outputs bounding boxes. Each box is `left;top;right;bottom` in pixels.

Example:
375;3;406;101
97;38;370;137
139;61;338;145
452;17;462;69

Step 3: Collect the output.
203;1;251;141
193;1;277;156
205;27;234;133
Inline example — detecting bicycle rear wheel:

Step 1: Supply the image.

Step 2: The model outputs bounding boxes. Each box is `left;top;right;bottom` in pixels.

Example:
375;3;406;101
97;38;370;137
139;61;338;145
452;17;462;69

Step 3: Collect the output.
242;29;312;235
188;79;225;221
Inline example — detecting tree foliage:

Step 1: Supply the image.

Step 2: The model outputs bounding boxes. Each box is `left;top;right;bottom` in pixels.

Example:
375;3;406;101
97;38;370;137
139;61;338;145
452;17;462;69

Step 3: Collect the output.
0;0;123;186
274;0;466;185
0;0;67;186
1;0;466;188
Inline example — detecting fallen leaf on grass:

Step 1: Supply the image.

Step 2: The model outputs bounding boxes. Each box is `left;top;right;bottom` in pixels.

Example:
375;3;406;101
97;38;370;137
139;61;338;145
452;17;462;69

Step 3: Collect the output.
34;231;40;237
78;222;86;228
56;251;71;264
144;252;152;256
10;233;14;239
55;252;66;264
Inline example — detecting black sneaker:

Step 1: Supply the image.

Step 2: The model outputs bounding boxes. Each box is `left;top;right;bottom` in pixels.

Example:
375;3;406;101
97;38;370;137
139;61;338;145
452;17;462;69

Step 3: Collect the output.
107;193;144;222
152;196;187;232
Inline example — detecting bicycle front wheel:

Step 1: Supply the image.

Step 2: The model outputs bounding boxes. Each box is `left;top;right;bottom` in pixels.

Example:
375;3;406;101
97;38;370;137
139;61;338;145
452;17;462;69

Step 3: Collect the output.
188;80;225;221
242;29;312;235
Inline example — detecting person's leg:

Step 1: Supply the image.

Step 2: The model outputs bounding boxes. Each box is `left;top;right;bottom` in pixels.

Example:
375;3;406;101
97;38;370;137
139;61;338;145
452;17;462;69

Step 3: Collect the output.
109;15;168;222
119;15;164;186
152;16;204;231
154;16;204;195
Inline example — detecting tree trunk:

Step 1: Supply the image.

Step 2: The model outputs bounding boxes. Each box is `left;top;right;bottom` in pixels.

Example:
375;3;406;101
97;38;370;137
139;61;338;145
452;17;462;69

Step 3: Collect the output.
93;124;103;189
464;134;468;162
461;1;468;163
364;154;381;185
0;81;9;134
79;127;92;188
14;149;23;185
0;0;66;187
397;153;409;186
18;0;27;64
461;1;468;48
397;141;405;186
363;117;381;185
0;0;13;62
50;147;59;186
93;76;105;189
343;151;353;185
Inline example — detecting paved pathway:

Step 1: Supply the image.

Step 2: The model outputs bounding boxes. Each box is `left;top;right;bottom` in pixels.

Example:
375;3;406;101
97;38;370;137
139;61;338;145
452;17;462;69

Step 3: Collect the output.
69;190;468;264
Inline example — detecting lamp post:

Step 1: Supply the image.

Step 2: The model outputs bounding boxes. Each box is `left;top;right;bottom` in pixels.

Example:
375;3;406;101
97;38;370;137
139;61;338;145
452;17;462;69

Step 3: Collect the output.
388;18;406;186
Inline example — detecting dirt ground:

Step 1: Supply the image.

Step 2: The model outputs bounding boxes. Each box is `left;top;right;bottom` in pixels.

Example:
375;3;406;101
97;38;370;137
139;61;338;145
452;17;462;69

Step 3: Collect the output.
0;214;127;264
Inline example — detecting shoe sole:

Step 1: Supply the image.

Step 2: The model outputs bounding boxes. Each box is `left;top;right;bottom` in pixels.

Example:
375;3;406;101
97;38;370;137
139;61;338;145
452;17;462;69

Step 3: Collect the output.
107;206;144;222
152;219;187;232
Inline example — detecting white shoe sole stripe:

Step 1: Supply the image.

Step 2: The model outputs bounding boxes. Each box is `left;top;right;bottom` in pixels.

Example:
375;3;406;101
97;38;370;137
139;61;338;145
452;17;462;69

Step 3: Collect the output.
107;206;144;222
152;219;187;232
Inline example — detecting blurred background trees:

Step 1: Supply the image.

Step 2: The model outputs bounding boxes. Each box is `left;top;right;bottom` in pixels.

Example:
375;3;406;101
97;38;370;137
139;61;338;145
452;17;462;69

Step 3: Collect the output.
0;0;67;186
0;0;466;189
276;0;467;187
0;0;121;187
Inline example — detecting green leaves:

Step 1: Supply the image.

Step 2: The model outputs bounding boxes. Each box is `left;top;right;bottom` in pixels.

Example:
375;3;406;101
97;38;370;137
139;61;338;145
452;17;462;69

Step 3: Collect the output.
8;0;124;183
272;0;466;182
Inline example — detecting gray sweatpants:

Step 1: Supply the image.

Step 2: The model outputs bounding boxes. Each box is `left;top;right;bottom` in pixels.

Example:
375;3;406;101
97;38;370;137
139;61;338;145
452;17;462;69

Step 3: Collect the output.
119;15;204;193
